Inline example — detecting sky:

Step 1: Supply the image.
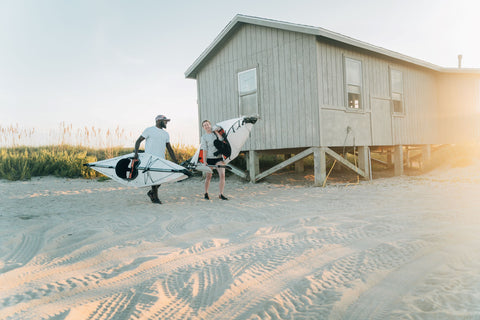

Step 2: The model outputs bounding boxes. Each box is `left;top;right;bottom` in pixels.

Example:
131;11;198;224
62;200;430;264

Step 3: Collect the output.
1;0;479;146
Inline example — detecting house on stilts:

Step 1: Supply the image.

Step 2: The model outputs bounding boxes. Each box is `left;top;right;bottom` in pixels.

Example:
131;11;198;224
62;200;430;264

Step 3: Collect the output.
185;14;480;185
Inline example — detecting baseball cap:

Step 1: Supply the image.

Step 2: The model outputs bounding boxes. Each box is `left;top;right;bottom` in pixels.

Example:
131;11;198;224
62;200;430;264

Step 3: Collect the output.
155;115;170;122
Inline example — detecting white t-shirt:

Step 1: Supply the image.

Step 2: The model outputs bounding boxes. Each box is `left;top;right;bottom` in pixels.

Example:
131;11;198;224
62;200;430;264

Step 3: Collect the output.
200;132;220;159
141;126;170;158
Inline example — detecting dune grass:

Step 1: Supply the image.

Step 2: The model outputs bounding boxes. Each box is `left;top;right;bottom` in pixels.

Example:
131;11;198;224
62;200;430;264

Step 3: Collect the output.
0;123;199;181
0;144;197;181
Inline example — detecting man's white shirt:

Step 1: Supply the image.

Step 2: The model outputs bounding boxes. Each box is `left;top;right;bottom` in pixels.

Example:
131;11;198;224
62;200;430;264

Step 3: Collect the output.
141;126;170;158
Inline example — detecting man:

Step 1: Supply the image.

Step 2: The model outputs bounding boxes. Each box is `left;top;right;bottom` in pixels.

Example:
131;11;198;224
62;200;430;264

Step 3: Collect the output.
134;115;178;204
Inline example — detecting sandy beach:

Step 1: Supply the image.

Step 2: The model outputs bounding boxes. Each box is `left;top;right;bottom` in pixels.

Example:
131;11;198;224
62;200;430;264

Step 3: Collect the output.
1;160;480;319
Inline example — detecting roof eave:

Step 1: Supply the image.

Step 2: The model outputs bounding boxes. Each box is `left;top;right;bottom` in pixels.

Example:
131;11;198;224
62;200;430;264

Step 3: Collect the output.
440;68;480;74
185;14;325;79
185;15;242;79
185;14;447;79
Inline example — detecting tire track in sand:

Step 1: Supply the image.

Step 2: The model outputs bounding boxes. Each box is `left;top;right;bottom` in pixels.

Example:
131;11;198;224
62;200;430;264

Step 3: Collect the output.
341;249;448;320
0;233;43;274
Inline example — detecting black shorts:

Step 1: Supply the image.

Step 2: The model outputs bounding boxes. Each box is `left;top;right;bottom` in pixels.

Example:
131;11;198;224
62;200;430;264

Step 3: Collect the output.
207;158;223;166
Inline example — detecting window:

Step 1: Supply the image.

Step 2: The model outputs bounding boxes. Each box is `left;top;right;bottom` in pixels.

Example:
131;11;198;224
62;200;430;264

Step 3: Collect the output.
345;58;363;109
238;68;258;115
390;69;404;114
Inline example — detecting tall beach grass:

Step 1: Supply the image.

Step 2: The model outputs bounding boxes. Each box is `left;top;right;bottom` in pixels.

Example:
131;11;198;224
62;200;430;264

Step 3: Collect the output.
1;122;136;150
0;144;198;181
0;123;197;181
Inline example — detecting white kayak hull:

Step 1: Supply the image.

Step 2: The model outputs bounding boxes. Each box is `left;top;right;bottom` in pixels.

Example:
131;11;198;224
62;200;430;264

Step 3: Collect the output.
186;115;258;171
86;152;189;188
216;116;257;164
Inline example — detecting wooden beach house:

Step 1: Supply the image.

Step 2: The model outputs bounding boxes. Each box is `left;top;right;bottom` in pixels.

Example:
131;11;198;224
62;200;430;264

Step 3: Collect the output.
185;14;480;185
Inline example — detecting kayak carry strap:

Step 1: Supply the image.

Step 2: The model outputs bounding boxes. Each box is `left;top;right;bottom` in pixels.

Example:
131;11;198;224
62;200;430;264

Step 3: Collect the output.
115;157;140;180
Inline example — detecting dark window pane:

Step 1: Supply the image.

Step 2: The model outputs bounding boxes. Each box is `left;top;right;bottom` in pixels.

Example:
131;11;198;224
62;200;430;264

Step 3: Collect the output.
348;92;361;109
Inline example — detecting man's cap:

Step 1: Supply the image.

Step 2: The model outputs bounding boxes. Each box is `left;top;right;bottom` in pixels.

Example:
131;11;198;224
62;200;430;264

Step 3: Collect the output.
155;115;170;122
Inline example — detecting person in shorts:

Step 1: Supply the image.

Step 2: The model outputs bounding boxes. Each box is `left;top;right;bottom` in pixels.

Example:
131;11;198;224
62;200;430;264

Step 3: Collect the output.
200;120;228;200
134;115;178;204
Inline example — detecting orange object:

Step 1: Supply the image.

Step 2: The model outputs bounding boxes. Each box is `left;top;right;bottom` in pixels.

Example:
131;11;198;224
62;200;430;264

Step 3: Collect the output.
128;158;139;179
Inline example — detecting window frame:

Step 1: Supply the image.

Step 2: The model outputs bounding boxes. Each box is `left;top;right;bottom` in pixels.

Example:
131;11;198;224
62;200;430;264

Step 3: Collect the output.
390;68;405;115
237;67;259;116
344;56;364;111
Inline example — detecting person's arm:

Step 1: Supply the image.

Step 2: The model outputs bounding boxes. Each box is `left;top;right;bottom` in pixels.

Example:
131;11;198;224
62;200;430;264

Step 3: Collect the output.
134;136;145;159
213;129;222;140
166;142;178;163
199;136;207;164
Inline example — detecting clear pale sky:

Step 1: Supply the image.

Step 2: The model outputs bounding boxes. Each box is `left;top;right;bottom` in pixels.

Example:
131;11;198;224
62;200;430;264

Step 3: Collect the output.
1;0;479;146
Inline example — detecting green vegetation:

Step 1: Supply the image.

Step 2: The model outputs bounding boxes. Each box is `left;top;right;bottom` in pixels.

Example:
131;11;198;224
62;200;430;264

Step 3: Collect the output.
0;144;196;181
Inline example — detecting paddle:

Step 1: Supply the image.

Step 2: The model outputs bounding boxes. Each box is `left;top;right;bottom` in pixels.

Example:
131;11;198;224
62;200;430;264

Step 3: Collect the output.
83;163;192;177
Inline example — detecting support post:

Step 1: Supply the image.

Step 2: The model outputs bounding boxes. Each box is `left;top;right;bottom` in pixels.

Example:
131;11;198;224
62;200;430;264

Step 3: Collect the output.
324;148;366;177
422;144;431;168
227;164;248;180
284;154;292;170
406;147;411;168
314;147;326;187
357;146;371;180
254;148;313;182
247;150;259;183
394;145;404;176
295;159;305;173
387;149;393;167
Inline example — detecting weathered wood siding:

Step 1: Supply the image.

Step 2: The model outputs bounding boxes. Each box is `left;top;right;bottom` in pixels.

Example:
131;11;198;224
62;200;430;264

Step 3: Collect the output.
391;67;439;145
195;21;479;151
317;40;440;147
316;41;371;147
196;24;319;150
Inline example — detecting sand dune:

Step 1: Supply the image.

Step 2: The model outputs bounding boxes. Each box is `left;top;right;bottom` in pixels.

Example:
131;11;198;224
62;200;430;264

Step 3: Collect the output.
1;162;480;319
